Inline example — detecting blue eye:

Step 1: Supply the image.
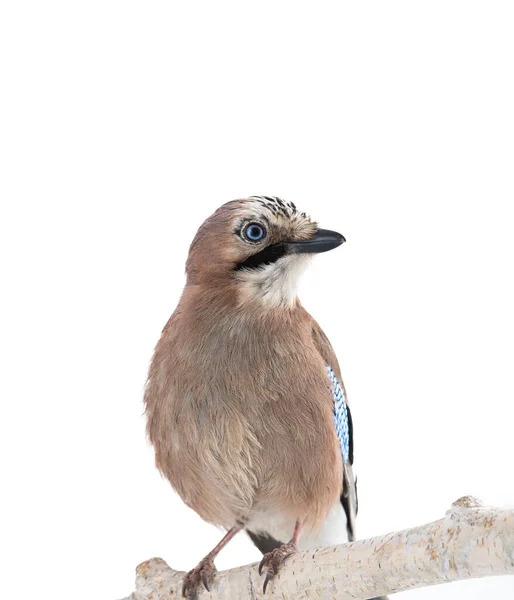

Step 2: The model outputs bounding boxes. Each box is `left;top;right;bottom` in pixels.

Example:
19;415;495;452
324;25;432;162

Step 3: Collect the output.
243;222;266;242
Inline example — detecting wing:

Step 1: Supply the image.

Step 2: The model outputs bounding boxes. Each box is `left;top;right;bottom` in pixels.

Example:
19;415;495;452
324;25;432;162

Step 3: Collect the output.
248;320;381;599
311;320;357;542
246;317;358;554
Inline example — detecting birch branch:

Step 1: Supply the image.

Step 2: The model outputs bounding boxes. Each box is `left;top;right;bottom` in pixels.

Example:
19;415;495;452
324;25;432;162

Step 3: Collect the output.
122;496;514;600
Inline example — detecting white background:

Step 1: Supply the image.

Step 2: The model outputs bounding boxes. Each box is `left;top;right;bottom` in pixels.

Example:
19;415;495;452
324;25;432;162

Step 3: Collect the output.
1;2;513;599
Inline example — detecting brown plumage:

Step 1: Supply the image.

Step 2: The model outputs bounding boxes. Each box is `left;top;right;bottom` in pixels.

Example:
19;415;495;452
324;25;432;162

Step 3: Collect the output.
144;197;370;597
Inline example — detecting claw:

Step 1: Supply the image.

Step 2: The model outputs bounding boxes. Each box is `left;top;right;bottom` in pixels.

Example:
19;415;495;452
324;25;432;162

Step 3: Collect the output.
258;556;265;576
263;569;274;594
181;557;217;599
201;571;210;592
258;540;298;594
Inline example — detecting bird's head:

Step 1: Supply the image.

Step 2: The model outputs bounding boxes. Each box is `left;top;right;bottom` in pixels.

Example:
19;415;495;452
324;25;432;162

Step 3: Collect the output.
186;196;345;308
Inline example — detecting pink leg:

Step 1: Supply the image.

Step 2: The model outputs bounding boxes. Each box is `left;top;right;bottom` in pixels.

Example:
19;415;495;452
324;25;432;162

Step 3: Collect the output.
258;519;302;593
205;526;240;560
182;525;242;598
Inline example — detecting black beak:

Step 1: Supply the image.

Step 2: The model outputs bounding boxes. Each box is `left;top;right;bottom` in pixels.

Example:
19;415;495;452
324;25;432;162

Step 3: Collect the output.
286;228;346;255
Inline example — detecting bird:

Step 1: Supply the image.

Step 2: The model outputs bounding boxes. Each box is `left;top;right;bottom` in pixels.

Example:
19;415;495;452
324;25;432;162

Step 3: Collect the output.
144;196;386;599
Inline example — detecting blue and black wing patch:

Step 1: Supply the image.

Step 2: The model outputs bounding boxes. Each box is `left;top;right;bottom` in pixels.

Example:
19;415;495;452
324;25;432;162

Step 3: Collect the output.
326;365;357;541
326;366;353;465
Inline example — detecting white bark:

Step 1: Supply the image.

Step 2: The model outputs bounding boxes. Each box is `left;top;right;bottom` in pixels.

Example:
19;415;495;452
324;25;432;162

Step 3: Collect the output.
122;496;514;599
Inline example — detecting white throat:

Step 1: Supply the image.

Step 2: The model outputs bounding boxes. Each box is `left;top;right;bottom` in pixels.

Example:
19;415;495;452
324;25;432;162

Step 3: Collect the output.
236;254;312;309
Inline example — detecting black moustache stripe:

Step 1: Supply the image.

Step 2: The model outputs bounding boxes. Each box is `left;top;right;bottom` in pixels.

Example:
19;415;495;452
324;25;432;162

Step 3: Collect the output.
235;243;288;270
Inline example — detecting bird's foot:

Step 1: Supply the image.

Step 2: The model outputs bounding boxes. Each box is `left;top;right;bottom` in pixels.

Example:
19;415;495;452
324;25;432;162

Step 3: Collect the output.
258;541;298;593
182;557;217;599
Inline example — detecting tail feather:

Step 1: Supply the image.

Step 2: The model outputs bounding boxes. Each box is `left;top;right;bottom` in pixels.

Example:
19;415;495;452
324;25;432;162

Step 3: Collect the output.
246;530;282;554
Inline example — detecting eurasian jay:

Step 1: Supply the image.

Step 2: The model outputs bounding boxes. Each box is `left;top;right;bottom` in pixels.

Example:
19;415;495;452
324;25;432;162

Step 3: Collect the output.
145;196;385;599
